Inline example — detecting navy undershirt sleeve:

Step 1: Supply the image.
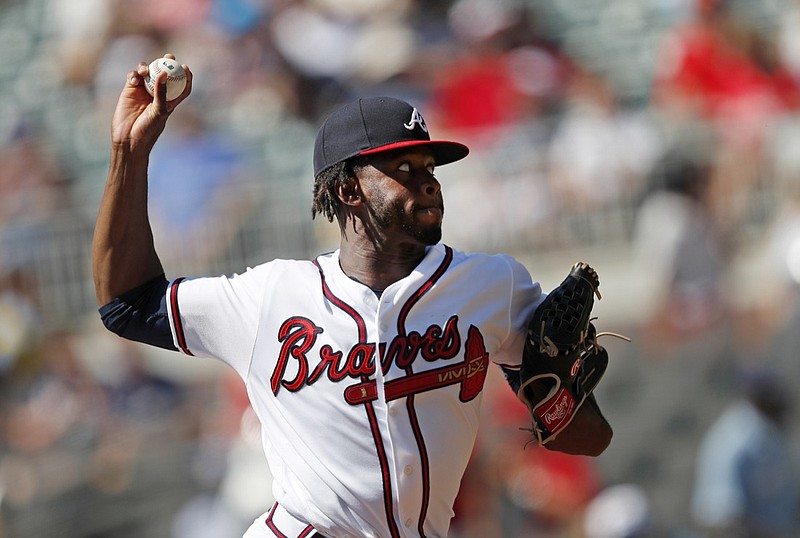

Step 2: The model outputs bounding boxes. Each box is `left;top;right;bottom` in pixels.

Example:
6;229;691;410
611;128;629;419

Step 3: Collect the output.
98;274;178;351
500;365;521;394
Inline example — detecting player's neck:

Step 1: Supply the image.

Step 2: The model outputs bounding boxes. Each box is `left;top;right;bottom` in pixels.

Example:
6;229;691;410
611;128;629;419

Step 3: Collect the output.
338;239;427;293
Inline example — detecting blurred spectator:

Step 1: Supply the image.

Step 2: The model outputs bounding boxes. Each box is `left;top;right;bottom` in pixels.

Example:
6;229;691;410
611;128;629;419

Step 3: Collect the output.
132;0;211;33
0;267;40;380
492;445;601;537
0;128;69;228
691;366;799;537
93;32;163;103
268;0;416;119
582;483;654;538
633;142;730;351
3;330;103;453
777;0;800;82
547;68;660;213
147;106;259;275
765;180;800;300
653;0;800;150
171;406;274;538
209;0;271;37
44;0;116;87
428;45;530;138
426;1;570;145
651;0;800;243
102;343;184;423
732;175;800;356
0;330;106;528
0;327;199;536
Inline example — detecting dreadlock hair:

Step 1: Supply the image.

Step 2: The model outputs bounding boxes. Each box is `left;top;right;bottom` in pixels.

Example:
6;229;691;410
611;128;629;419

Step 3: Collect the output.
311;156;369;222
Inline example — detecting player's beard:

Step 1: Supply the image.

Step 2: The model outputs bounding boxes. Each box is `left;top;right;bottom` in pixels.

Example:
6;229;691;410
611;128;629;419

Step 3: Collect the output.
368;193;443;246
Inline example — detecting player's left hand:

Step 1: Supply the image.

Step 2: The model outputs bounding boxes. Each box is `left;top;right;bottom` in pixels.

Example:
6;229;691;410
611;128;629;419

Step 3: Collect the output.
517;262;627;449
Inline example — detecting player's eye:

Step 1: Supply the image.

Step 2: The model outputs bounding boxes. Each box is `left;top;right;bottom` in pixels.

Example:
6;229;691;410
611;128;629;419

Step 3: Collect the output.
427;164;435;175
398;162;410;173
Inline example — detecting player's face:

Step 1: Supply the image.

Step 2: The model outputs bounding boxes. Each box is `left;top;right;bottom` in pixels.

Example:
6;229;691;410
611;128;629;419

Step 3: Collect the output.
357;147;443;247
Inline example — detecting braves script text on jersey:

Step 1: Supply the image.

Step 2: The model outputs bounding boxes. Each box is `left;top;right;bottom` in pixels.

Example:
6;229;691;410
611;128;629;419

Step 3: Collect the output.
165;244;542;538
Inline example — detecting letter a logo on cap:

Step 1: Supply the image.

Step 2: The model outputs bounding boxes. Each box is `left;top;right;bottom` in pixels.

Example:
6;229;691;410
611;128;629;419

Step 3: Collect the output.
404;108;428;133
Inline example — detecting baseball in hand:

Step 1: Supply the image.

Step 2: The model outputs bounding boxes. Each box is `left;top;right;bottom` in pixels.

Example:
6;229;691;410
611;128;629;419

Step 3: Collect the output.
144;57;187;101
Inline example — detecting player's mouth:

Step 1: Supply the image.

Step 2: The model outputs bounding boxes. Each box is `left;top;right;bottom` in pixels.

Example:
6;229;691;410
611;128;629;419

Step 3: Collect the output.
415;206;443;223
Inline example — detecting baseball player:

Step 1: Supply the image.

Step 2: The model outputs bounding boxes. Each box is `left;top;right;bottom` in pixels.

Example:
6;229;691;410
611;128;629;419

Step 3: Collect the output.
92;56;612;538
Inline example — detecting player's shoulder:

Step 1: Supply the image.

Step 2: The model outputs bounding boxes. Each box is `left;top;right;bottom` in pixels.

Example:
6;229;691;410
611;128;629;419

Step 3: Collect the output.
230;257;321;283
447;245;524;267
444;245;530;279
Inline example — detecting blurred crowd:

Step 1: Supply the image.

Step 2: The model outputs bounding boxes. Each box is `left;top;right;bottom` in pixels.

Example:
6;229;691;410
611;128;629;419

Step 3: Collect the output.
2;0;800;536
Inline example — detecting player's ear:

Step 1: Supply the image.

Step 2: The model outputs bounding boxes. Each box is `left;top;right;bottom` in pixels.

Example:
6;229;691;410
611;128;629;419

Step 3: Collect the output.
337;176;361;207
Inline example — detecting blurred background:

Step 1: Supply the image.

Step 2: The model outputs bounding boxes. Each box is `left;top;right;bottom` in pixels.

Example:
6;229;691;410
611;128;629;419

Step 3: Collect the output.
2;0;800;536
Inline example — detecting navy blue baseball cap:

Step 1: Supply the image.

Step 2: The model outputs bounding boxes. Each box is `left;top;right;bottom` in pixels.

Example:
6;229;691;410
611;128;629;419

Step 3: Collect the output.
313;96;469;176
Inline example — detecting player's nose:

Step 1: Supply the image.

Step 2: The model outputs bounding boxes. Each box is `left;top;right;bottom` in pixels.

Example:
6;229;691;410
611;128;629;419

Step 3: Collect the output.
420;172;440;197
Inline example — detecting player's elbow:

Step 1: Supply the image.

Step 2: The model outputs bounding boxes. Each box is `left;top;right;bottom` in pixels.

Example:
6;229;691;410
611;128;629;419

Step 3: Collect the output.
97;275;179;352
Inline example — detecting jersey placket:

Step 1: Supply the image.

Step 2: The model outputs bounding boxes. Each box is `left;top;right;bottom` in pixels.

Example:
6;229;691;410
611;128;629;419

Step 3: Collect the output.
374;287;422;536
374;287;428;538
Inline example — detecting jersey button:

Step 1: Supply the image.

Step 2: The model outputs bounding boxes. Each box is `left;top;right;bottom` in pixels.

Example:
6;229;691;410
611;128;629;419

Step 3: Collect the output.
403;465;413;475
405;519;413;528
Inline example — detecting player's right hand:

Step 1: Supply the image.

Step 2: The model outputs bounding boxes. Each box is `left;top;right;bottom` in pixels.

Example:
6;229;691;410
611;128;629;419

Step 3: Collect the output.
110;53;193;153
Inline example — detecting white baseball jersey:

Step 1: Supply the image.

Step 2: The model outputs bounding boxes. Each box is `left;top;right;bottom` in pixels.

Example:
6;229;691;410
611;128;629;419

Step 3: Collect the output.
166;243;543;538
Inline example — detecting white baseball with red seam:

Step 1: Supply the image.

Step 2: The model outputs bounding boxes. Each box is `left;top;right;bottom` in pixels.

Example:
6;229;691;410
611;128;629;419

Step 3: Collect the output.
144;57;186;101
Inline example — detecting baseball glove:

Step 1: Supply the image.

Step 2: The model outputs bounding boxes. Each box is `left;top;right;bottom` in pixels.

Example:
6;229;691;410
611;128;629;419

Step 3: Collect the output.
518;262;625;446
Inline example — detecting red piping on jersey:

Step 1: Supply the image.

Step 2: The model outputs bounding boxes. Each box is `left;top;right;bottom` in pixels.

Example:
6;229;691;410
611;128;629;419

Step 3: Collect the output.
366;400;402;538
396;246;453;328
313;257;400;537
264;502;316;538
170;277;193;356
395;245;454;537
313;258;367;341
406;394;429;537
265;503;288;538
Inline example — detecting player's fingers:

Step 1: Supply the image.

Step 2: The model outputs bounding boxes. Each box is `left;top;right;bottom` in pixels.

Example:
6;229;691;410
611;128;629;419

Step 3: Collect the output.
163;53;177;60
175;64;192;102
152;69;169;112
127;69;140;87
162;64;192;108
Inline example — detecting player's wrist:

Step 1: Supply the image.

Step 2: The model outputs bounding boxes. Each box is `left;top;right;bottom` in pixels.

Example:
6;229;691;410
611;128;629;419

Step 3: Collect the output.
110;139;152;160
108;141;152;181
